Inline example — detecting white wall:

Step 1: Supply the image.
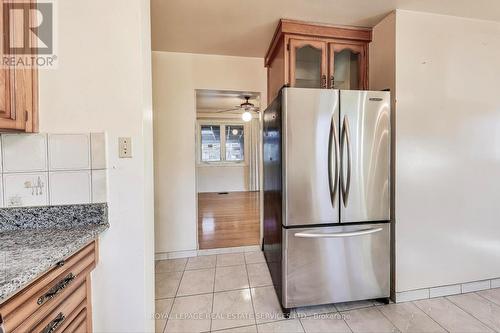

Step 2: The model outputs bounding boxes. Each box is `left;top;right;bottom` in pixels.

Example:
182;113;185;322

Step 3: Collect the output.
196;118;251;193
369;12;395;95
369;11;396;298
38;0;154;331
153;52;266;254
372;10;500;294
197;166;249;193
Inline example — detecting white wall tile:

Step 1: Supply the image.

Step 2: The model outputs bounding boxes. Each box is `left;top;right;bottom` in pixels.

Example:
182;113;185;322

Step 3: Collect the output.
429;284;461;298
48;134;90;170
91;169;107;203
462;280;491;293
396;289;429;303
3;173;49;207
91;133;107;169
0;133;109;207
49;171;91;205
2;134;47;173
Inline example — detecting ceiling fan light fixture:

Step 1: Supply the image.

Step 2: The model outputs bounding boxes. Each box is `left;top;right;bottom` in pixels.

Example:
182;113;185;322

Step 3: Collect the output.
242;111;252;122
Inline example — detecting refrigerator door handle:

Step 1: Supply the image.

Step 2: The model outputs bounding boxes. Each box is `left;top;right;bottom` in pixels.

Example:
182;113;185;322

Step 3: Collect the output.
294;227;383;238
328;115;340;206
341;116;352;206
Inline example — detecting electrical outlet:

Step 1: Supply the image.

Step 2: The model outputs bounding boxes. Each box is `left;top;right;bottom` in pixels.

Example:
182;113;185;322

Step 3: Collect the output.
119;137;132;158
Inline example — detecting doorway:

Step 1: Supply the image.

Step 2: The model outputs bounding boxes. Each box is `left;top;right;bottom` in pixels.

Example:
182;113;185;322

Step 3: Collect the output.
195;89;262;250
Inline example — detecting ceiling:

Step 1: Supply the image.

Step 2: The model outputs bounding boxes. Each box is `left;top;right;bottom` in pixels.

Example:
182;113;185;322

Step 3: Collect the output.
196;89;261;113
151;0;500;57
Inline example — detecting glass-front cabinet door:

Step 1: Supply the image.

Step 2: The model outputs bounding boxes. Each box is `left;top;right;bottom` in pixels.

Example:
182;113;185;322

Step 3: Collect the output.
328;43;367;90
289;39;327;88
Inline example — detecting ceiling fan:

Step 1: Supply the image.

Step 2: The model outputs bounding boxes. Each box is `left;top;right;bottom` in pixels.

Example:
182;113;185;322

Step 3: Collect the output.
217;96;259;122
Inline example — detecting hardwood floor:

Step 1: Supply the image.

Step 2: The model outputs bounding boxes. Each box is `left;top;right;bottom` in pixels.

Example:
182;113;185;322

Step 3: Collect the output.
198;191;260;250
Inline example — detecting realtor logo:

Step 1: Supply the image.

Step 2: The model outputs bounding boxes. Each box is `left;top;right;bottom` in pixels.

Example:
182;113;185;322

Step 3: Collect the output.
2;0;57;68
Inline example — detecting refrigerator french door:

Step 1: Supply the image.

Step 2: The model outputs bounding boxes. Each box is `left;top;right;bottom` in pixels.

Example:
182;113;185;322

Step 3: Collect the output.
263;88;391;310
283;89;390;227
339;90;390;223
283;88;340;227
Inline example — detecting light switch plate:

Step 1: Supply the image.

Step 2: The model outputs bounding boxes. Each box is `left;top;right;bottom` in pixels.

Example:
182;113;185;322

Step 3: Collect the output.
119;137;132;158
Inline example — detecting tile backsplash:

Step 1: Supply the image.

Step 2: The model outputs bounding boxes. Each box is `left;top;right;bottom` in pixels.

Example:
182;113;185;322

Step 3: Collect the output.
0;133;108;208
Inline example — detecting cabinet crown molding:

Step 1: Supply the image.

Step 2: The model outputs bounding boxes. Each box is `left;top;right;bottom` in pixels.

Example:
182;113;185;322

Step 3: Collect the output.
265;19;372;66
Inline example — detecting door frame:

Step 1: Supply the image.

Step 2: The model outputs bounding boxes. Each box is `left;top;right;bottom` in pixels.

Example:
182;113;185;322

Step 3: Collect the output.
194;90;264;251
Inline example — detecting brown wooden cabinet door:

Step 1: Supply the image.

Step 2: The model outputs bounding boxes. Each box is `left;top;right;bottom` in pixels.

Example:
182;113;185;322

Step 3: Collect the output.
328;43;367;90
0;68;14;122
0;0;37;132
0;0;15;125
289;39;327;89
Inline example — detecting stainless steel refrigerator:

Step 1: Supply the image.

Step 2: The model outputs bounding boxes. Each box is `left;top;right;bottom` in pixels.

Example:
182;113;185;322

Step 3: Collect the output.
263;88;391;312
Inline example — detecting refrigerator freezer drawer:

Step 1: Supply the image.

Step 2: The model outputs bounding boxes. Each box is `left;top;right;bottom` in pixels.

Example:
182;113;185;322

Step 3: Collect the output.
282;223;390;308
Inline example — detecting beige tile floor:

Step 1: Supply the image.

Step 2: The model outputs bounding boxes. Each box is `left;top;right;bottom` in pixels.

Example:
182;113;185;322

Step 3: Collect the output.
155;251;500;333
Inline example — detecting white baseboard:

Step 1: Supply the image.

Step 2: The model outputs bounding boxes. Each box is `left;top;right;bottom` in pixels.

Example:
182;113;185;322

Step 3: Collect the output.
396;277;499;303
155;244;261;261
198;245;260;256
155;250;197;261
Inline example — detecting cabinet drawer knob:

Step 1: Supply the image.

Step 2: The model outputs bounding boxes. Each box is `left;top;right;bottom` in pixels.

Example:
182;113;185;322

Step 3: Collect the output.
37;273;76;306
42;312;65;333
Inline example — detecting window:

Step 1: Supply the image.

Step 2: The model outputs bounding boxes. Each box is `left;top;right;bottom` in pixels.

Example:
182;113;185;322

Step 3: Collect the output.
201;125;221;162
225;125;244;161
199;123;245;164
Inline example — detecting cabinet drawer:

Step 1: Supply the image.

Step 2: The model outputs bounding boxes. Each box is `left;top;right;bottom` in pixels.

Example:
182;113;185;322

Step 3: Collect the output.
61;306;87;333
1;241;96;332
74;319;87;333
20;281;87;333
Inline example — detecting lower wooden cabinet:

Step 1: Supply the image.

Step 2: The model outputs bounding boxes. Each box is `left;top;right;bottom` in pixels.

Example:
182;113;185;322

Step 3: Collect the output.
0;241;98;333
60;305;88;333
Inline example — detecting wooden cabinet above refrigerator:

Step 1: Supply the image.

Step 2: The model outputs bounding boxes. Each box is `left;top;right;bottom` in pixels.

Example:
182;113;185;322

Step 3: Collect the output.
265;19;372;103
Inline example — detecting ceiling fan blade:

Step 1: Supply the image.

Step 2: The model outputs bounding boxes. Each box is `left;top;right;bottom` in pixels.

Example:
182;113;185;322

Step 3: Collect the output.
216;108;240;113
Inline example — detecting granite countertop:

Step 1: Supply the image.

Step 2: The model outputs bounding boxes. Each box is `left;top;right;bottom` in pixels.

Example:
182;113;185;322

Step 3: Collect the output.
0;204;109;304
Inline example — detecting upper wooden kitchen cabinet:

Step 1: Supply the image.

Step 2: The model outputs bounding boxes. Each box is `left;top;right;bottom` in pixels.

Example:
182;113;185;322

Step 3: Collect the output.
0;0;38;132
265;19;372;102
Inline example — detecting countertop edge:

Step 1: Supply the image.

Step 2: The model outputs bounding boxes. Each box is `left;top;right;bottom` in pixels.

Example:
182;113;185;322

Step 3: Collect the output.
0;224;109;305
